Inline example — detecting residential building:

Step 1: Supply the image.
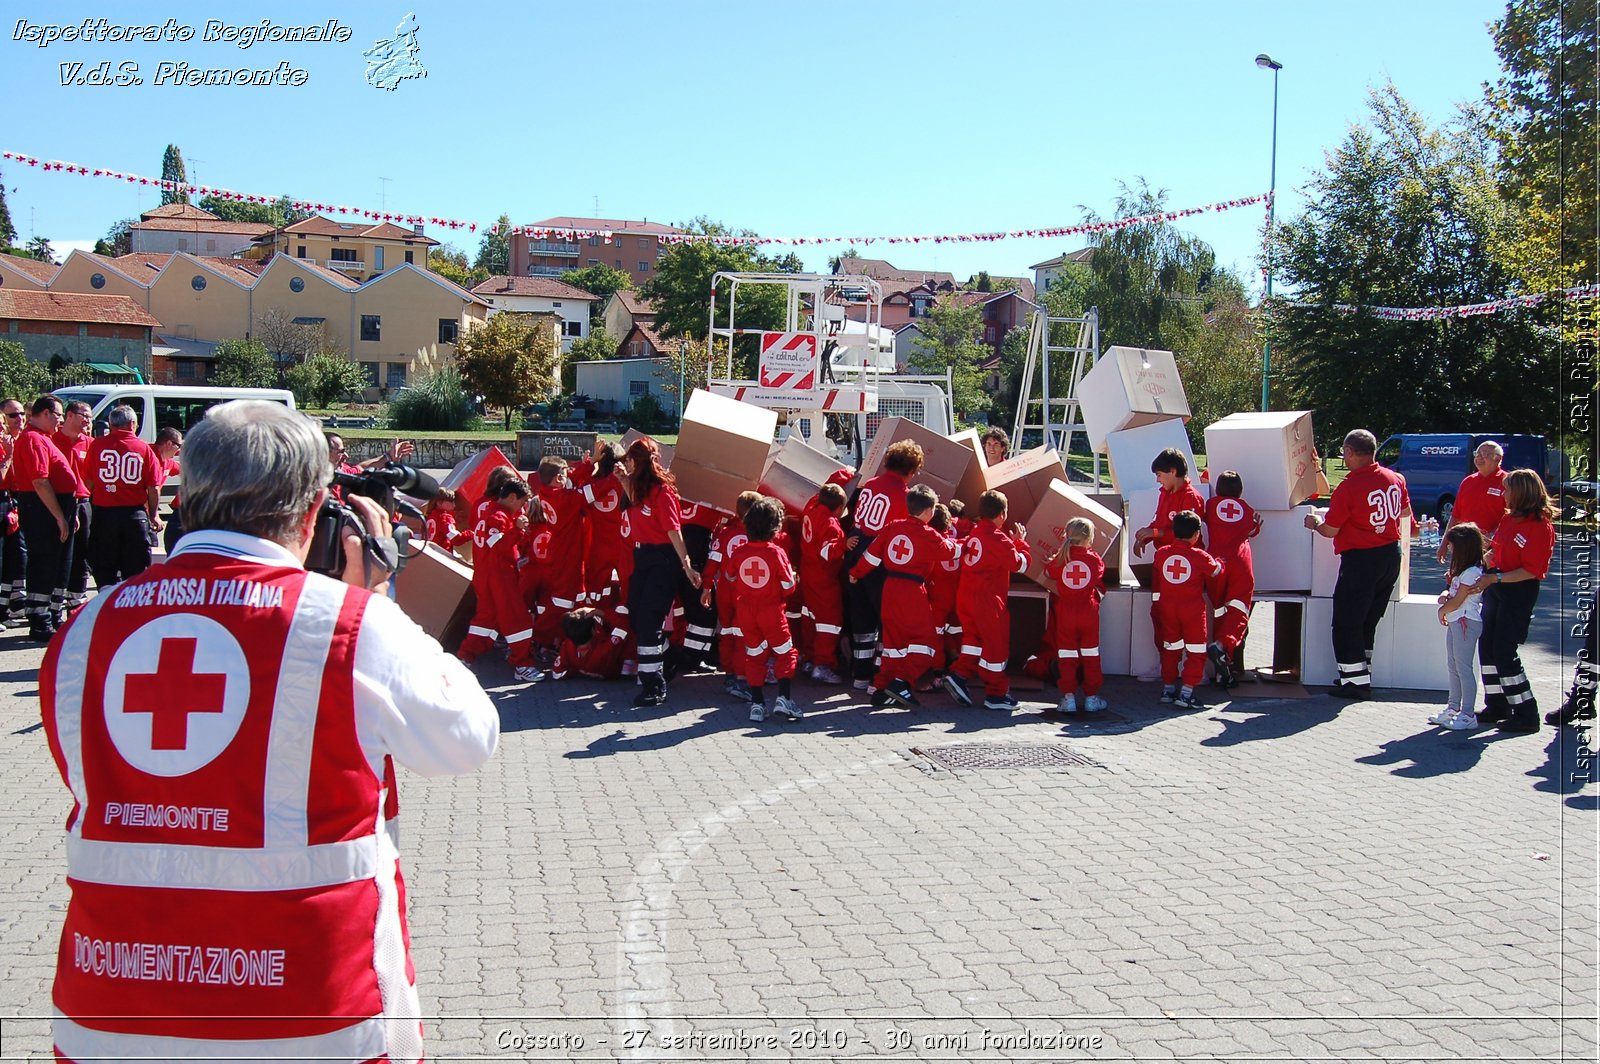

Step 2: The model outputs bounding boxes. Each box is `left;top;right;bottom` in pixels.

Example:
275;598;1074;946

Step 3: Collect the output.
601;290;659;343
0;253;61;290
0;289;160;377
246;216;440;283
128;203;274;258
833;256;957;289
574;356;677;416
469;276;596;353
510;217;685;288
1029;247;1094;297
617;320;673;359
957;289;1038;356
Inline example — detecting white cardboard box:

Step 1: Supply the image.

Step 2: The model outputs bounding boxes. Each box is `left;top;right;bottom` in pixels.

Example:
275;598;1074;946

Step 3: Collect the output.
1098;586;1135;676
1078;346;1191;452
1253;506;1318;592
1203;411;1321;510
1372;594;1452;690
1301;597;1338;686
1306;510;1412;601
1127;589;1161;679
1105;419;1197;496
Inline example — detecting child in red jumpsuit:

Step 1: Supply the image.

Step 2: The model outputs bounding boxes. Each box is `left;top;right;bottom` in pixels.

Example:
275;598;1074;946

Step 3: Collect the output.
457;478;543;682
578;443;630;606
424;488;471;557
1133;447;1207;555
703;491;764;700
944;490;1031;712
1152;509;1222;710
1203;470;1262;688
551;605;633;681
460;465;523;665
926;503;965;679
798;482;849;685
849;485;958;709
522;456;587;661
728;497;803;723
1045;517;1107;713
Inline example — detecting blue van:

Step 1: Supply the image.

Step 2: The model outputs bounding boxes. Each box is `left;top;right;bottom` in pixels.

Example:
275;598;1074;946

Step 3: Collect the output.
1374;433;1548;522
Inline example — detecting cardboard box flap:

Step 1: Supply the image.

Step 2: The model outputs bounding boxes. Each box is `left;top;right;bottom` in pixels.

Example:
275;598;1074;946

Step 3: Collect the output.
947;429;992;513
1018;480;1123;590
760;434;848;512
982;446;1067;523
620;428;674;469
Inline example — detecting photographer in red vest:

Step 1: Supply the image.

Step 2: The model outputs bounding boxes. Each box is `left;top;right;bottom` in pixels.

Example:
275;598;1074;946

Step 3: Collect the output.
41;400;499;1063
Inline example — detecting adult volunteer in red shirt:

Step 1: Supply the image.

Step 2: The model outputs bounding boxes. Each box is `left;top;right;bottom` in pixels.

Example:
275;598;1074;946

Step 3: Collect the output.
1439;439;1508;561
12;395;80;641
1468;469;1557;734
52;400;95;612
84;404;165;587
40;400;498;1063
1305;429;1412;697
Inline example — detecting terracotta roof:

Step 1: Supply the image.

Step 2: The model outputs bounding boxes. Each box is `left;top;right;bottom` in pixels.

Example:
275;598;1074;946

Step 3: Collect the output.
1028;247;1095;270
981;276;1037;302
530;216;685;237
614;290;659;317
140;203;219;221
622;320;672;354
0;289;161;328
287;258;362;289
835;257;957;286
131;217;275;236
277;215;438;244
361;221;440;245
112;253;262;287
0;253;60;282
471;275;598;301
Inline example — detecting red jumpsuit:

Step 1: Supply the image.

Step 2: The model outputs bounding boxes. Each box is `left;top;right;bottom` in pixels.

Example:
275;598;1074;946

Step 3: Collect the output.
1152;540;1222;688
704;517;750;674
580;471;630;605
1148;480;1207;548
928;527;965;667
461;495;504;646
951;523;1031;697
521;485;586;646
850;518;958;689
798;499;847;671
1046;546;1107;696
426;507;471;552
728;539;798;687
550;605;633;681
1204;495;1259;654
458;505;538;667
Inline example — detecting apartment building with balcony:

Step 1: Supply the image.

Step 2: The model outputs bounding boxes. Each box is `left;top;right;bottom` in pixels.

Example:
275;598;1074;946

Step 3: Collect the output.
470;275;597;354
246;216;440;283
509;216;686;288
128;203;274;258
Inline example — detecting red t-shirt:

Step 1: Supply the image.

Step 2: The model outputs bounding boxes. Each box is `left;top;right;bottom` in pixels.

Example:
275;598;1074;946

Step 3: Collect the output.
1326;462;1411;553
1150;480;1207;547
51;429;91;499
629;484;682;546
1153;541;1222;606
1204;495;1259;558
84;428;162;509
1491;514;1554;579
1452;468;1508;535
852;471;910;540
12;427;79;496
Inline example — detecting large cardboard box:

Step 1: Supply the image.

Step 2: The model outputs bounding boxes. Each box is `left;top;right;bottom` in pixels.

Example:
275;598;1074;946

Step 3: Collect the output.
1098;586;1135;676
394;542;477;649
946;428;993;513
1305;508;1411;600
1373;594;1451;690
760;434;848;513
1105;419;1197;495
438;445;517;509
1253;506;1318;592
672;390;777;513
1127;588;1161;679
855;416;978;508
1302;596;1338;686
1017;480;1123;590
1079;346;1191;451
1203;411;1320;511
621;428;674;470
983;446;1069;526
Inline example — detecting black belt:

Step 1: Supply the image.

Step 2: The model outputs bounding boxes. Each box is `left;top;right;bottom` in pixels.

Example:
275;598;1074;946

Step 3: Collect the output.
885;570;924;582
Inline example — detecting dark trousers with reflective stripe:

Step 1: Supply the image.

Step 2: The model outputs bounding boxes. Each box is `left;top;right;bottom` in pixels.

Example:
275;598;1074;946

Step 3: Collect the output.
629;543;679;692
846;567;886;681
1481;580;1540;719
65;496;91;603
1331;541;1401;687
88;504;153;588
674;524;717;665
18;492;70;618
0;494;25;614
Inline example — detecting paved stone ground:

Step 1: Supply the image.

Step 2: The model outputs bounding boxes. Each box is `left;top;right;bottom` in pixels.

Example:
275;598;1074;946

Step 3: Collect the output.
0;541;1593;1062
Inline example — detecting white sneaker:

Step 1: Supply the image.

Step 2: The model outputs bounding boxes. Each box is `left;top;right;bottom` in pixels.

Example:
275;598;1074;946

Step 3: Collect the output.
1084;694;1108;712
1428;706;1459;726
749;702;768;722
810;665;844;685
1058;693;1078;714
513;665;545;683
772;696;803;720
1444;710;1478;731
852;677;871;691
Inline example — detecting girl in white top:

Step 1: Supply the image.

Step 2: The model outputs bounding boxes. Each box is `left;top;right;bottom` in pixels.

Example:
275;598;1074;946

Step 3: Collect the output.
1431;523;1488;730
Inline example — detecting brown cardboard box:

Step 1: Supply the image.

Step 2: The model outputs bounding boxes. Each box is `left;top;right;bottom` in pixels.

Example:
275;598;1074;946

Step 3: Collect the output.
621;428;674;470
394;542;477;649
946;429;993;512
1202;411;1320;510
438;446;517;509
1078;345;1191;451
760;434;848;513
855;417;977;507
1016;480;1123;590
672;389;777;513
982;446;1068;526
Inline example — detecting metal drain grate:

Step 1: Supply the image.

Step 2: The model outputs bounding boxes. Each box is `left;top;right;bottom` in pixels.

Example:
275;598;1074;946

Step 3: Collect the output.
911;743;1105;772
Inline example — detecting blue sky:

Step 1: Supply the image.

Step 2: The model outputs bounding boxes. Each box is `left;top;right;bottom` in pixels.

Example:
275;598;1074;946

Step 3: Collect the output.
1;0;1508;295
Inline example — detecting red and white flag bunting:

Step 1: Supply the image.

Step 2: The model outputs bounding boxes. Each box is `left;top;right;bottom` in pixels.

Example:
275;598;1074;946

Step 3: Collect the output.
1;147;1267;247
1280;284;1600;321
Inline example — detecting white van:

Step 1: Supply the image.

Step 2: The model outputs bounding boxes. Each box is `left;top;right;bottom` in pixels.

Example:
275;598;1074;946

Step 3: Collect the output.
51;384;296;444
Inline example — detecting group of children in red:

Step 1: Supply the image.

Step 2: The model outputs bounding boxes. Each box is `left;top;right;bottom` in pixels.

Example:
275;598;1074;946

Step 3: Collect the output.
423;437;1263;721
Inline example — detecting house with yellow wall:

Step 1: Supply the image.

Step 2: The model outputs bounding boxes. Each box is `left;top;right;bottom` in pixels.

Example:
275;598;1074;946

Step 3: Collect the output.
246;217;439;283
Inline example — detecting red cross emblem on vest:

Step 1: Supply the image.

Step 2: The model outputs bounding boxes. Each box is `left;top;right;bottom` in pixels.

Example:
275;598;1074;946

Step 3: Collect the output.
531;528;552;561
886;534;914;566
727;533;748;557
124;638;226;750
1163;554;1193;584
539;498;558;525
739;555;770;589
1063;559;1092;590
962;537;984;567
592;487;618;512
1217;498;1244;523
802;515;814;544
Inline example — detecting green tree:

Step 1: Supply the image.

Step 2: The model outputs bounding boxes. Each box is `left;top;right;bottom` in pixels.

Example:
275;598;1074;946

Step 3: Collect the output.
562;327;619;392
908;294;988;420
973;270;993;293
1178;271;1260;442
255;307;326;366
95;218;134;258
0;169;17;249
51;363;93;388
453;312;559;428
386;365;477;431
196;194;305;227
429;244;487;288
1274;84;1556;438
0;339;50;399
474;214;512;276
160;145;188;206
990;324;1032;428
285;354;367;407
657;337;709;420
25;236;55;264
211;338;278;388
562;263;633;318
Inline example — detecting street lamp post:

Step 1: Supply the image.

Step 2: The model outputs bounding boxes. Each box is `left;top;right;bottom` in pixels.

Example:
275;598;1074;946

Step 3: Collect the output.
1256;52;1282;412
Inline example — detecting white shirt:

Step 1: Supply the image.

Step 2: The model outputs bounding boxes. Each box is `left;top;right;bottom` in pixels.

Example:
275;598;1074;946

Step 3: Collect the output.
1444;564;1484;624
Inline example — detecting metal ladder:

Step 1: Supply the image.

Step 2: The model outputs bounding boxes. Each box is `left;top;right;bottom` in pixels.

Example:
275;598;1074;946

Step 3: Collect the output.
1010;307;1104;487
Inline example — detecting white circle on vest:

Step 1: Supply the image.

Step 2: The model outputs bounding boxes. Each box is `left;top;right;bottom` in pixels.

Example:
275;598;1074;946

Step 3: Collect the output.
963;538;984;567
1217;498;1244;522
103;615;251;777
1162;555;1193;584
886;534;914;566
1063;559;1092;590
739;555;771;589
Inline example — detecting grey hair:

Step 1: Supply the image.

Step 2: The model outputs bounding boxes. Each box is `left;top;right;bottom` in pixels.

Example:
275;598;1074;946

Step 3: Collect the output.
107;404;137;429
1476;439;1504;457
1343;429;1378;457
181;401;331;543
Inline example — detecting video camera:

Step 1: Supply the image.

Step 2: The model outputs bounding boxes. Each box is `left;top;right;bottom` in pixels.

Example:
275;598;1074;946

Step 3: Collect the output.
307;463;442;578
